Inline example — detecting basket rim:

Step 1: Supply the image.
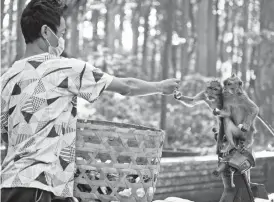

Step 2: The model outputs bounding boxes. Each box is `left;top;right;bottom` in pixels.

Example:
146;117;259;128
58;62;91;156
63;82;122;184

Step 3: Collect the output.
77;119;163;133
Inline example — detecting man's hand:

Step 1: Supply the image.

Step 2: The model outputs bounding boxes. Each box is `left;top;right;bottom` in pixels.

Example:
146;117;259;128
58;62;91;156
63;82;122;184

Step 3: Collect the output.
158;78;180;95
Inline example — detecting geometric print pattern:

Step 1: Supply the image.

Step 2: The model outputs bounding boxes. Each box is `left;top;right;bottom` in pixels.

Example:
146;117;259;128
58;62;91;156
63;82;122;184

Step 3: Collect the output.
60;145;75;163
0;53;113;197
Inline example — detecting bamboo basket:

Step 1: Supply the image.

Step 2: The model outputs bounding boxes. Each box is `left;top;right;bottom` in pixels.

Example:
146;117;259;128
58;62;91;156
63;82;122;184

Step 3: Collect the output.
74;119;165;202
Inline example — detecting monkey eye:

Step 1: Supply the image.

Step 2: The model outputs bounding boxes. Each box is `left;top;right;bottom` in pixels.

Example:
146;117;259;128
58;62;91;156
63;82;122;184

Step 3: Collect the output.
239;81;243;86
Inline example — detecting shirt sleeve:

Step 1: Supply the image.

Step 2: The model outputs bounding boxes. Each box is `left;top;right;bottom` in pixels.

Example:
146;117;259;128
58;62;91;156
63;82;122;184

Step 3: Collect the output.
56;58;113;103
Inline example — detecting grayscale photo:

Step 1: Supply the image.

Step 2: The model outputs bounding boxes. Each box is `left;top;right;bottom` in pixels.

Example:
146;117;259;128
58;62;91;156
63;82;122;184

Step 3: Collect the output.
1;0;274;202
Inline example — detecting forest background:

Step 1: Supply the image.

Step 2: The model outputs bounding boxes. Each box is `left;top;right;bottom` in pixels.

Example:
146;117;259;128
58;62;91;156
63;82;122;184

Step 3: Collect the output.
1;0;274;154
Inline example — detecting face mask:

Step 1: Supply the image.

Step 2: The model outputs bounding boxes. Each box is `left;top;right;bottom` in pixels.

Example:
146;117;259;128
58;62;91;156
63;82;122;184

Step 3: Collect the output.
45;27;65;56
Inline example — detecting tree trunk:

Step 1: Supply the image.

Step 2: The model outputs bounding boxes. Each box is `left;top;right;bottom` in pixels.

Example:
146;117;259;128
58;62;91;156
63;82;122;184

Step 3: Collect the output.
64;17;70;53
70;1;80;57
15;0;25;61
196;0;208;75
255;0;274;142
132;0;142;55
230;9;236;73
105;2;120;53
141;2;151;75
104;7;109;48
171;45;177;77
118;2;125;48
180;0;189;79
7;0;14;66
92;9;100;51
150;41;157;81
241;0;249;86
188;0;196;62
219;0;229;63
1;0;5;31
106;6;115;52
207;0;217;76
79;0;87;54
160;0;173;146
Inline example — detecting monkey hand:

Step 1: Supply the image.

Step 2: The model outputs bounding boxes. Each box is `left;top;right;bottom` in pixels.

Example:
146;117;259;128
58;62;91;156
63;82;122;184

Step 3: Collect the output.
238;122;251;132
174;90;182;100
212;170;220;177
212;127;218;133
220;143;236;156
213;108;221;116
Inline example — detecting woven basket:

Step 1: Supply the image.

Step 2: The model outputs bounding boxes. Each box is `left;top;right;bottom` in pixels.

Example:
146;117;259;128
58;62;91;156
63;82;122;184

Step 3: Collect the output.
74;119;165;202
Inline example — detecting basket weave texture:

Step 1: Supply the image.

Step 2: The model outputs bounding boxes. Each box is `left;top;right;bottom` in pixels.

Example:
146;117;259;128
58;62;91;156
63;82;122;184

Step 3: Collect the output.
74;120;165;202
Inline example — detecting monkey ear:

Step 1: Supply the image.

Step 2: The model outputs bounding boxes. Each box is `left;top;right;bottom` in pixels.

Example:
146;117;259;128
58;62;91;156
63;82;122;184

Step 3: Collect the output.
231;73;236;77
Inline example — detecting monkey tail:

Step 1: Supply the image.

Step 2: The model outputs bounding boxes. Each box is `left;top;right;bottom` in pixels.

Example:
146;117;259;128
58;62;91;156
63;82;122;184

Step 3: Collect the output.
257;115;274;136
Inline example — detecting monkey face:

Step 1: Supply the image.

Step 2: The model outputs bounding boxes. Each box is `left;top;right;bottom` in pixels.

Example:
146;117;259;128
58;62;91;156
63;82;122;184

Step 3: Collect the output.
205;80;222;100
223;74;243;97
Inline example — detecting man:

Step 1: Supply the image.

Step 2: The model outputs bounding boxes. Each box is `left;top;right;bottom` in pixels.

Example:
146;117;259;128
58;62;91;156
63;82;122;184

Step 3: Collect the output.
0;0;179;202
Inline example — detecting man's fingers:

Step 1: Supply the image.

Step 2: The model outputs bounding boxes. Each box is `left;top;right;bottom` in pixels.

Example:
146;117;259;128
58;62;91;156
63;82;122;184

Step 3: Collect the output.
173;78;181;84
172;79;181;89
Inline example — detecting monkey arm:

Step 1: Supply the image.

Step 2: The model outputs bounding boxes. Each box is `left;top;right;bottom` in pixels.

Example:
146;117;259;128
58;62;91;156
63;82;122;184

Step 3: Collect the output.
212;162;228;177
214;109;231;117
174;91;206;107
242;97;259;131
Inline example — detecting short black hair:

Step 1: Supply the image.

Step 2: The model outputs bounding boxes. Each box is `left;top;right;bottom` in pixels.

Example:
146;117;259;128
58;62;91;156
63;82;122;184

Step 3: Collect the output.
21;0;67;44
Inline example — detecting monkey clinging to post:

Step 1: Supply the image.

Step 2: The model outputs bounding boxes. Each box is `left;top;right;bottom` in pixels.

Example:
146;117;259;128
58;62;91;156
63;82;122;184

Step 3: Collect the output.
213;74;259;154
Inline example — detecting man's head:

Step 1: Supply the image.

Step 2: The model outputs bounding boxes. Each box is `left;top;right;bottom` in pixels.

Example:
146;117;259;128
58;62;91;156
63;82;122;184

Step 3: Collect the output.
21;0;67;53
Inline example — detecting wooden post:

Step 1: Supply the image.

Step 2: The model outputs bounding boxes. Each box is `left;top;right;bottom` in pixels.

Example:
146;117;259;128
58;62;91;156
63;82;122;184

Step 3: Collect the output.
180;0;189;78
15;0;25;61
160;0;173;147
196;0;209;76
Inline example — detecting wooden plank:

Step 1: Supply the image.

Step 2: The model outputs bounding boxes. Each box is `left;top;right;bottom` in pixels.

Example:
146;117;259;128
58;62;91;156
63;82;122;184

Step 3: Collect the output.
154;187;223;202
156;175;222;187
153;154;274;201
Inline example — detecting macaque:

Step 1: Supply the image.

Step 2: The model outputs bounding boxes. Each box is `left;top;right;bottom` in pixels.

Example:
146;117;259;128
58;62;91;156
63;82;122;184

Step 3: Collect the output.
174;79;223;109
213;74;259;153
174;76;274;154
212;142;255;188
174;80;227;154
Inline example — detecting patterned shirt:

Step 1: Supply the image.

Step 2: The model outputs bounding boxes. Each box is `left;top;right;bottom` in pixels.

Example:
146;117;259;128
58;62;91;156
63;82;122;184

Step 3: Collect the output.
0;53;113;197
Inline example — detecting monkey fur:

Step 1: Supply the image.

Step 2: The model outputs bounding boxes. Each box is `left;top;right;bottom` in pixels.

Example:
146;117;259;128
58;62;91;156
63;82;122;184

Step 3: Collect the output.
214;74;259;153
174;79;227;154
174;79;223;109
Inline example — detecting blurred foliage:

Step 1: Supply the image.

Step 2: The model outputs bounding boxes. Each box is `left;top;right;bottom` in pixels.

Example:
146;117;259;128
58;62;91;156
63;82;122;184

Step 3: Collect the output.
1;0;274;153
78;74;219;153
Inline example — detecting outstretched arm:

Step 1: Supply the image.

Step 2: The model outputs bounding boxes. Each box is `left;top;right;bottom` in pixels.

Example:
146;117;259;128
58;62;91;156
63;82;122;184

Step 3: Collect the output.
174;91;206;107
106;77;180;96
213;107;231;117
